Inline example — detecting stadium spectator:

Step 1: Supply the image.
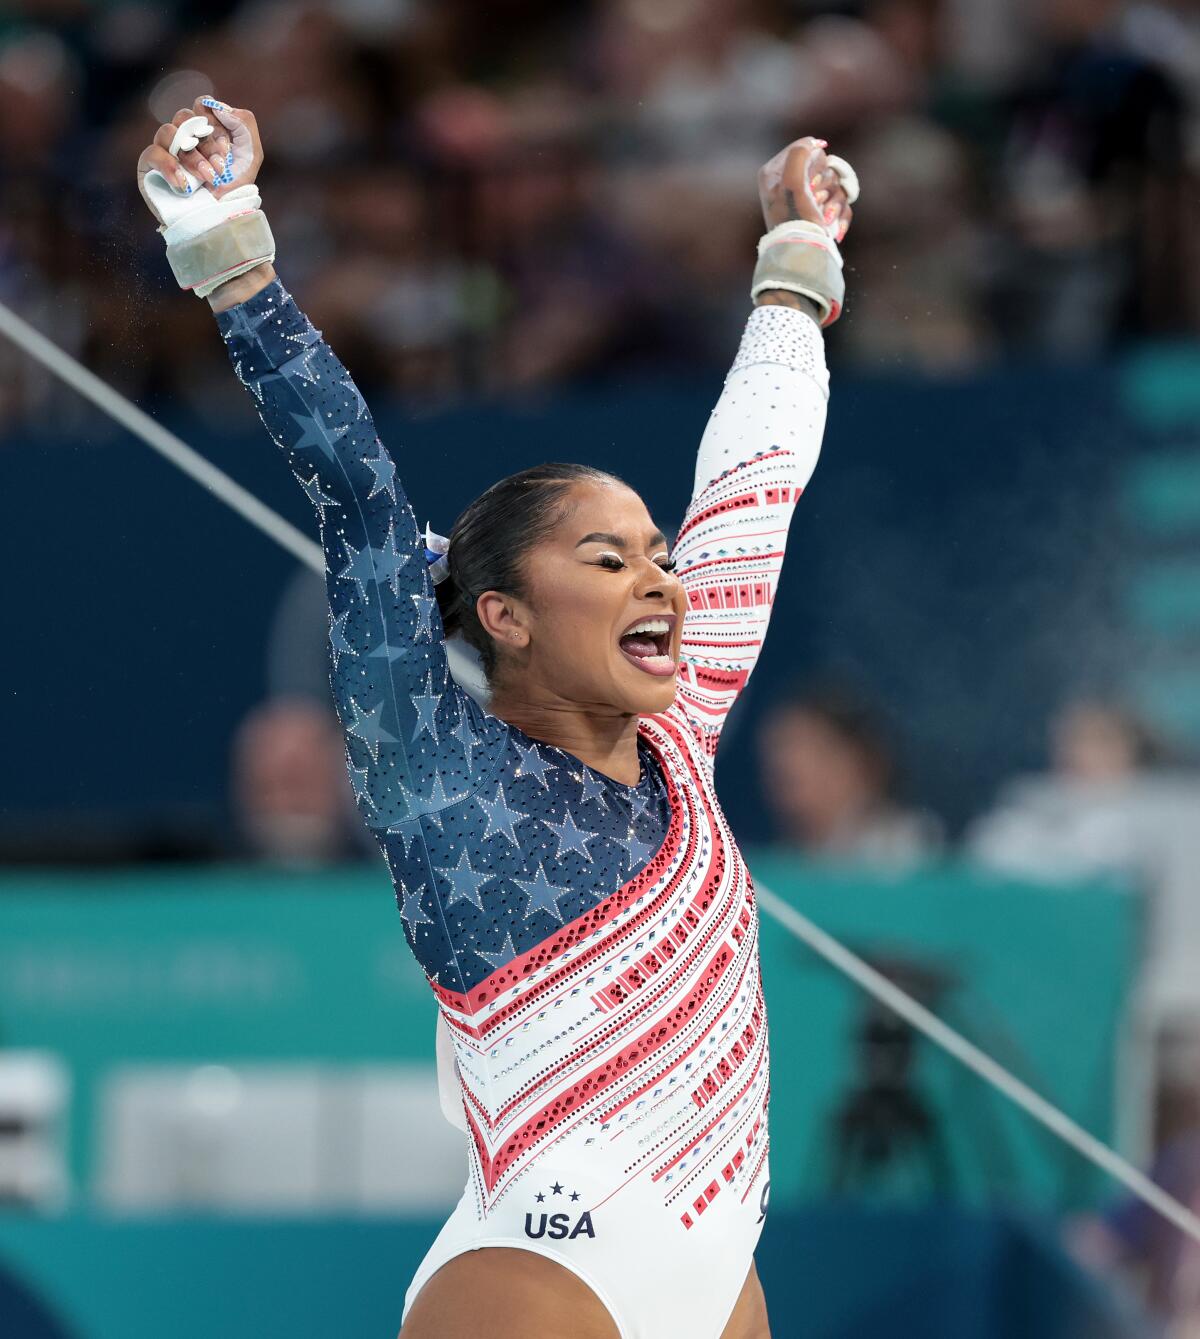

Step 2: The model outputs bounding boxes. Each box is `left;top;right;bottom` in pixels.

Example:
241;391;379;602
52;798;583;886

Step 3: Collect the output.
986;0;1190;354
230;698;367;867
965;697;1170;883
757;683;942;867
968;697;1200;1189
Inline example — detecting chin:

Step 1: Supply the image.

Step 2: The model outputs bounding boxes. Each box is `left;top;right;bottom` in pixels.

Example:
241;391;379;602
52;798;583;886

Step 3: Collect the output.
618;668;679;716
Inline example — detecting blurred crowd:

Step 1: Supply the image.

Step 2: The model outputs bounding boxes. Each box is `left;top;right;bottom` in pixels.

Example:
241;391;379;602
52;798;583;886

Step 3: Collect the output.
5;0;1200;1328
2;0;1200;429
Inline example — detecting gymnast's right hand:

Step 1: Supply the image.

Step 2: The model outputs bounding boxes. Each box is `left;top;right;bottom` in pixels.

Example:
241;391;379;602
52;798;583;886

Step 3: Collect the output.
136;97;264;222
136;99;274;309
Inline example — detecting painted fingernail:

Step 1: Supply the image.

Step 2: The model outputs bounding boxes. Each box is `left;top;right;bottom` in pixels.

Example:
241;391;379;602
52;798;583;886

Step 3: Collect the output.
815;189;829;203
198;159;215;181
175;169;189;188
210;153;225;171
215;136;230;154
811;176;823;188
824;206;838;224
816;139;828;147
837;221;848;242
201;97;227;110
210;149;235;186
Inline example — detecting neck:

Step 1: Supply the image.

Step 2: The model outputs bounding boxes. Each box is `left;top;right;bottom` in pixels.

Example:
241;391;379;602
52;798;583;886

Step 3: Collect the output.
488;689;643;785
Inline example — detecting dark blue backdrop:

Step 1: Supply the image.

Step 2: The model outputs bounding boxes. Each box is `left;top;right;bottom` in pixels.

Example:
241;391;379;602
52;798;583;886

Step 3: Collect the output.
1;355;1134;845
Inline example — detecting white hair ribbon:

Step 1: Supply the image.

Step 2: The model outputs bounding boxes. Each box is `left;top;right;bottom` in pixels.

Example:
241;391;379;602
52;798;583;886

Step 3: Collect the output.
424;524;451;585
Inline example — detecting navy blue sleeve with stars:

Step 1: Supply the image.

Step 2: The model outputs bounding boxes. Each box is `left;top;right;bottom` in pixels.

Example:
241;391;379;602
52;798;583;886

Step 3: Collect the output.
216;280;506;830
217;280;672;996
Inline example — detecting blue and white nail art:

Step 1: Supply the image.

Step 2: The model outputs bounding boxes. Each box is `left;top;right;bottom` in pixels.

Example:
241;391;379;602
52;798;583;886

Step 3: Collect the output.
211;148;236;187
200;99;237;186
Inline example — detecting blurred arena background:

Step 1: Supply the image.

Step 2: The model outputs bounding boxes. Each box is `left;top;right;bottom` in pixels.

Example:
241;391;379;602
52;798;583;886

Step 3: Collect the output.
3;0;1200;1335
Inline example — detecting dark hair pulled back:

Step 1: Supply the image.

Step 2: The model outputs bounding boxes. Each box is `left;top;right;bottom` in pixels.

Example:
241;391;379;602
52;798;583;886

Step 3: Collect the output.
435;462;624;678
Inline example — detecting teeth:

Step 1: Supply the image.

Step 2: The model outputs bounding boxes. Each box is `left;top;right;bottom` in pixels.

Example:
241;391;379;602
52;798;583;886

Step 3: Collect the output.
624;619;670;637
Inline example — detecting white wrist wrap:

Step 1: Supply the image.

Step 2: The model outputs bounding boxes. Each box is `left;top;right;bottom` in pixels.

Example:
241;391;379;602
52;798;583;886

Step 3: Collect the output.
750;221;845;327
162;197;275;298
143;113;275;299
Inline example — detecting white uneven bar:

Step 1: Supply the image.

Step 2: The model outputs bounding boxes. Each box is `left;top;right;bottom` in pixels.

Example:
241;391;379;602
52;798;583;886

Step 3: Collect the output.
0;298;324;576
756;883;1200;1244
4;294;1198;1245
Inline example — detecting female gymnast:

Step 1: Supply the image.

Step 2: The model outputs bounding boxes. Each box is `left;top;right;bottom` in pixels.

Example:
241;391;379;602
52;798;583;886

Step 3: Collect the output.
137;99;856;1339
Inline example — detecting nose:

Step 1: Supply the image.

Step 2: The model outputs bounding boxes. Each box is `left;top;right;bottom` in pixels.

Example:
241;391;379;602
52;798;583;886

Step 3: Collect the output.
633;558;678;600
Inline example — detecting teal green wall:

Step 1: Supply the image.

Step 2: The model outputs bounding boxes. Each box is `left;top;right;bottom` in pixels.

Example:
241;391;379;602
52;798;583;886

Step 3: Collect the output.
0;860;1136;1212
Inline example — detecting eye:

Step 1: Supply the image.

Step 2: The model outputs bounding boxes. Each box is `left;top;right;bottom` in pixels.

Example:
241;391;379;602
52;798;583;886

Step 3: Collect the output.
655;556;678;573
594;553;626;571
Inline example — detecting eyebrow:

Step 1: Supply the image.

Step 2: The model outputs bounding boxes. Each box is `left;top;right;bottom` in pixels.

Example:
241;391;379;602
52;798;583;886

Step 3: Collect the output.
575;530;668;550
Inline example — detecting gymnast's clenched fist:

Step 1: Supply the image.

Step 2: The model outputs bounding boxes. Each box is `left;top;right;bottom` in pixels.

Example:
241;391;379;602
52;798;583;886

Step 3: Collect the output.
136;97;274;309
136;96;264;208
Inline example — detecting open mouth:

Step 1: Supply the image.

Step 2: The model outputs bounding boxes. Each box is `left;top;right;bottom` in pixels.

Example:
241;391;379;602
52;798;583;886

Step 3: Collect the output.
618;615;677;678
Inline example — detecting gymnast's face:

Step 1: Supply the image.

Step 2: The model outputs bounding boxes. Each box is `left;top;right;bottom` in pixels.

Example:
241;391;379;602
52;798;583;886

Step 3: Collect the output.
483;481;686;716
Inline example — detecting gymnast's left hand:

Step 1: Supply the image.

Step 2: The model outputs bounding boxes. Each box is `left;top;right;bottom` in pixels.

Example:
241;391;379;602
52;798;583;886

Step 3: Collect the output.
758;136;854;244
136;97;265;221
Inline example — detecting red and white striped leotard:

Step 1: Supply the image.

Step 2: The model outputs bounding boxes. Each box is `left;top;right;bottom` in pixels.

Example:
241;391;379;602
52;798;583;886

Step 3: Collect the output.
217;287;829;1338
410;306;829;1337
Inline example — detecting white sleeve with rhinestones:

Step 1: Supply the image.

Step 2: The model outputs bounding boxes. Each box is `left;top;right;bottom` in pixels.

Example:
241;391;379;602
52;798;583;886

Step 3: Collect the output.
693;304;828;495
671;305;830;744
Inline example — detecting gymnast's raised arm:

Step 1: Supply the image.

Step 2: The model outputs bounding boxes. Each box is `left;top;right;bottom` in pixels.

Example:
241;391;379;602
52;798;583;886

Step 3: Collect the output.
136;100;477;830
670;137;857;750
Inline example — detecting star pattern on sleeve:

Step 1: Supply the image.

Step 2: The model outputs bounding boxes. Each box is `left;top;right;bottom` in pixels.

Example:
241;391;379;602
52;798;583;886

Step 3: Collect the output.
452;706;481;754
298;472;339;522
233;357;265;404
288;410;340;461
478;783;523;846
373;520;410;597
411;593;437;641
345;695;397;763
397;768;451;823
475;930;520;972
545;809;598;862
339;373;369;420
417;771;450;822
628;788;653;823
625;830;658;870
368;637;406;664
348;762;375;811
400;881;434;933
287;347;323;386
283;320;321;352
515;742;555;791
337;537;379;604
362;443;397;502
514;864;572;923
576;769;609;810
410;672;441;744
436;848;487;910
329;609;356;669
387;819;423;859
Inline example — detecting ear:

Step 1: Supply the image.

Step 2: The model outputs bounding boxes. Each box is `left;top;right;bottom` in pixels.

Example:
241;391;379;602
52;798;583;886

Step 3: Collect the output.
475;590;531;652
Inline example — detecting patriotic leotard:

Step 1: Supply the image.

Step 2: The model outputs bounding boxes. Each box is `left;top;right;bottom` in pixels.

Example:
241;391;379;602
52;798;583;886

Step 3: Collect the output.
217;283;829;1339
